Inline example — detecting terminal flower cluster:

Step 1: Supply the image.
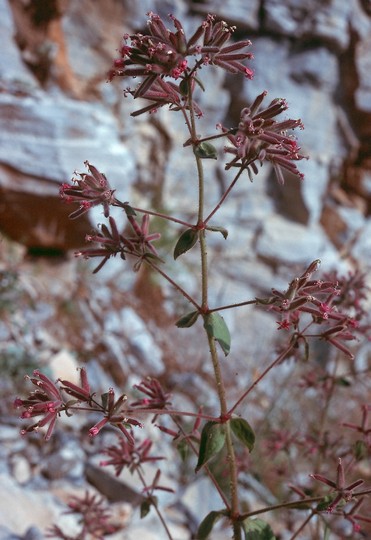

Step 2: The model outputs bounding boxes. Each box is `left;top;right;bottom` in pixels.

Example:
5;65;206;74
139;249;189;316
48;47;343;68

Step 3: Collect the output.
108;12;253;116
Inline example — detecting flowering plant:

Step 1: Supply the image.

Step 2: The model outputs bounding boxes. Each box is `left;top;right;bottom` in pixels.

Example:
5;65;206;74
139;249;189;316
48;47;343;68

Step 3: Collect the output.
15;11;371;540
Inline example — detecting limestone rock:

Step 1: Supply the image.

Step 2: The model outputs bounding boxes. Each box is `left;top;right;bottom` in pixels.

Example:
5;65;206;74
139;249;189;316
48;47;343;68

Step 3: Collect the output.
355;37;371;113
0;92;136;250
255;214;337;266
263;0;353;51
0;0;39;93
191;0;261;31
0;474;60;535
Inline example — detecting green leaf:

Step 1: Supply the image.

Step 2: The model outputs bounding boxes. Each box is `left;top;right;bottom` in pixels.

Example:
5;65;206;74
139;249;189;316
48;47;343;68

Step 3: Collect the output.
175;310;200;328
100;392;109;410
177;439;189;461
196;510;226;539
140;496;157;518
194;75;205;92
174;228;199;260
207;225;228;239
140;498;152;518
194;141;218;160
316;494;336;512
230;417;255;452
242;518;276;540
335;376;351;387
142;252;165;264
179;78;190;96
354;439;368;461
203;312;231;356
195;421;226;472
123;203;136;216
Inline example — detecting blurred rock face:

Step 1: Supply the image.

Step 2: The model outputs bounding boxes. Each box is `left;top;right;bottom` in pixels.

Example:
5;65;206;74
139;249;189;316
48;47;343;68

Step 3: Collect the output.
0;0;370;268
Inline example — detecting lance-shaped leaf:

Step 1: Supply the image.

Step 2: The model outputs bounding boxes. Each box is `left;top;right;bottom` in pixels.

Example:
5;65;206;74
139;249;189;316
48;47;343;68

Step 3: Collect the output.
194;141;218;160
175;310;200;328
195;421;226;472
174;228;199;260
123;203;136;216
140;496;157;518
230;417;255;452
354;439;368;461
140;499;152;519
196;510;227;539
203;312;231;356
206;225;228;239
177;439;189;462
316;494;337;512
242;518;276;539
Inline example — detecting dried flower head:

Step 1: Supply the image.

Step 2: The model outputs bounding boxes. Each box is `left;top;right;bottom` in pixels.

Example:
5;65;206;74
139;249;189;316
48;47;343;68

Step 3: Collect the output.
100;435;164;476
131;377;172;410
46;491;116;539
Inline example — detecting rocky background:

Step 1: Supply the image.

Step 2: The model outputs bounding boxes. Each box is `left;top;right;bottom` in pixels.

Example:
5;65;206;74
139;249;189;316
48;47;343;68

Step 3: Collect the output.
0;0;371;539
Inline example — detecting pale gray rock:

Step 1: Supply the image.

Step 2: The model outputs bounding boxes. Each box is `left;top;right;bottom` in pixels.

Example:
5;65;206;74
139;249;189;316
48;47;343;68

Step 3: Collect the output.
0;474;60;535
256;215;332;266
191;0;261;31
10;454;32;485
289;47;339;92
240;38;342;225
42;438;85;481
354;37;371;112
102;307;165;376
263;0;353;51
350;0;371;39
0;526;20;540
0;92;136;249
351;218;371;267
23;528;44;540
0;93;135;187
0;0;39;92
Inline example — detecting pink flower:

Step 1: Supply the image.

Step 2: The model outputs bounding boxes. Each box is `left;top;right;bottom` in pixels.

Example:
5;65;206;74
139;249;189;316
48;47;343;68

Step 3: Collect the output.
221;91;306;183
75;213;162;273
108;13;253;117
60;161;116;219
14;370;64;440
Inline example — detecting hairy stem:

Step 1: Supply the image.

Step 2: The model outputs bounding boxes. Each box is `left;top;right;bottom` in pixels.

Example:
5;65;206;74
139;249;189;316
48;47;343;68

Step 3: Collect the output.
188;84;241;539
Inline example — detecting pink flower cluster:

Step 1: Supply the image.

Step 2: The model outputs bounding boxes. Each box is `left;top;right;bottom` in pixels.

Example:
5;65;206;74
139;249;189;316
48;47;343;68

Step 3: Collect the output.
108;12;253;116
220;91;306;184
